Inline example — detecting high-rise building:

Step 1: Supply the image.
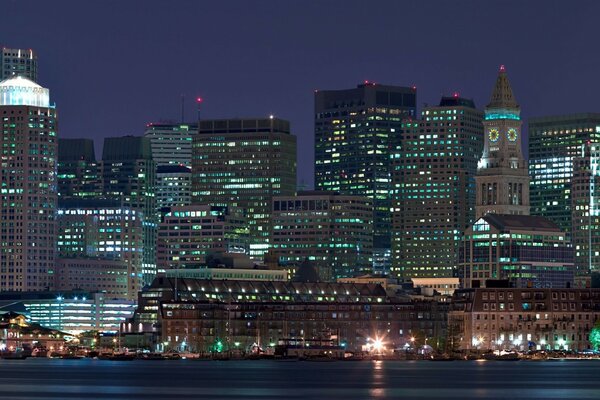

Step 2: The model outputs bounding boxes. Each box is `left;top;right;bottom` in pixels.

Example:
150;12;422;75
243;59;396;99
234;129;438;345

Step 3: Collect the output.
192;118;297;259
144;122;196;168
391;95;483;279
271;191;373;280
459;67;574;289
0;76;57;291
475;66;529;219
1;47;37;82
57;138;102;199
314;82;417;268
57;198;144;300
101;136;157;284
156;165;192;212
571;142;600;275
528;114;600;236
157;205;248;271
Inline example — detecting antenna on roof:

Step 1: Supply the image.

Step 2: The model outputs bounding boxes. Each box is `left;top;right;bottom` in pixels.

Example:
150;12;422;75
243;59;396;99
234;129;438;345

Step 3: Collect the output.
181;94;185;123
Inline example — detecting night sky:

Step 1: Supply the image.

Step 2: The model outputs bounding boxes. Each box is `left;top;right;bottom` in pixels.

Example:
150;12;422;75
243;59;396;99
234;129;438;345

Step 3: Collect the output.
2;0;599;187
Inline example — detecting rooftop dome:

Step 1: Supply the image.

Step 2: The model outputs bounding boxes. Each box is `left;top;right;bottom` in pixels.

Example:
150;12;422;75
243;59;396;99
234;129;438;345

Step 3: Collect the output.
0;76;50;107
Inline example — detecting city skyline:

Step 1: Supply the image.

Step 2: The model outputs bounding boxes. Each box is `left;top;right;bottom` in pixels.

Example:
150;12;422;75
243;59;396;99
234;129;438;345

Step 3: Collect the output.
2;0;600;187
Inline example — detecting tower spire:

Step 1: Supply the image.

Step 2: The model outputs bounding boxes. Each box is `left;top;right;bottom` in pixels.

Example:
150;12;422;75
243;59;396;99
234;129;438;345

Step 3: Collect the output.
487;65;519;110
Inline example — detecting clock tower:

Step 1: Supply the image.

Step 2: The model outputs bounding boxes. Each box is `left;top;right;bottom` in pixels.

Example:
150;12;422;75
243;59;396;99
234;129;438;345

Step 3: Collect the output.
475;66;530;218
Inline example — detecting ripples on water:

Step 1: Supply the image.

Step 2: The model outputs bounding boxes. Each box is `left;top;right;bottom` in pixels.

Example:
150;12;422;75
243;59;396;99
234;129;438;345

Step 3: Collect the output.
0;358;599;399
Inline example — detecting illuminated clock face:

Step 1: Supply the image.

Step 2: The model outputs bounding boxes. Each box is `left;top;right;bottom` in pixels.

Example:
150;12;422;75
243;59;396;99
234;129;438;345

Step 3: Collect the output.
507;128;518;142
488;128;499;142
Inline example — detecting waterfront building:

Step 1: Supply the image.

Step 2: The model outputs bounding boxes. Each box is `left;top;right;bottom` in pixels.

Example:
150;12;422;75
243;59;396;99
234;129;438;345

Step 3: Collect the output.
391;95;483;279
165;267;287;282
57;138;102;199
0;76;57;291
1;47;37;81
101;136;157;284
449;288;600;352
157;205;249;271
571;142;600;275
271;191;373;280
144;122;196;168
57;198;144;300
315;83;417;268
125;276;448;353
192;118;297;259
54;257;129;299
460;67;573;289
156;165;192;212
0;291;136;334
528;114;600;235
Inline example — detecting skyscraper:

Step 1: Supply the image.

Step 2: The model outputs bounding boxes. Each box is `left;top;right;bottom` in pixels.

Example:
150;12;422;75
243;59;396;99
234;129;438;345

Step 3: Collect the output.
571;142;600;276
57;138;102;199
459;67;574;289
155;165;192;212
528;114;600;236
144;122;196;168
314;82;416;267
271;191;373;280
1;47;37;82
0;76;57;291
192;117;297;259
391;95;483;279
101;136;156;284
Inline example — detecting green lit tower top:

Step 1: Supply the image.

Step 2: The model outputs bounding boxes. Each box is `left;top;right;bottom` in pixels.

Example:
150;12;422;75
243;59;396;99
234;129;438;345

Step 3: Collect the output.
476;66;529;219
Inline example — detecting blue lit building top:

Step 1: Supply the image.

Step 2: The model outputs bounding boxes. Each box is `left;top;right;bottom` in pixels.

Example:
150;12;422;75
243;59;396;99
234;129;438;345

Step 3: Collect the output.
0;75;50;107
485;65;520;120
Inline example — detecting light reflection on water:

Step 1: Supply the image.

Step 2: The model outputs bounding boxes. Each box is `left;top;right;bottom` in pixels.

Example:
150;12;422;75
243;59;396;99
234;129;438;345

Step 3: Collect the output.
0;358;599;399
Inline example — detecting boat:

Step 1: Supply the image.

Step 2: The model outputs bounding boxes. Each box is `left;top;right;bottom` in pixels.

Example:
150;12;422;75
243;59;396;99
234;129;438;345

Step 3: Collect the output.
97;353;135;361
0;349;27;360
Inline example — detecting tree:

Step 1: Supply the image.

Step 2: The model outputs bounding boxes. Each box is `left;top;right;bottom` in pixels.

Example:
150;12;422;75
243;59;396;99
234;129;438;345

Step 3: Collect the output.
589;320;600;350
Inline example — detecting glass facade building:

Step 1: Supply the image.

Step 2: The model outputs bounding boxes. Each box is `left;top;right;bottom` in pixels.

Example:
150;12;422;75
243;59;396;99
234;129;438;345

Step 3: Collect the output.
391;96;483;279
57;138;102;199
144;122;196;168
0;76;57;292
271;191;373;280
192;118;297;259
314;83;417;268
1;48;37;82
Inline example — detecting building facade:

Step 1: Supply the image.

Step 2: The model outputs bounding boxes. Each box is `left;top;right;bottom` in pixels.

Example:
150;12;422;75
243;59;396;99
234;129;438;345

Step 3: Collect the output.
315;83;417;263
54;257;129;299
528;114;600;236
391;95;483;279
57;199;144;300
157;205;249;271
144;122;196;168
449;288;600;352
192;118;297;259
0;76;57;292
1;47;37;81
156;165;192;212
571;142;600;275
271;191;373;280
57;138;102;199
101;136;157;284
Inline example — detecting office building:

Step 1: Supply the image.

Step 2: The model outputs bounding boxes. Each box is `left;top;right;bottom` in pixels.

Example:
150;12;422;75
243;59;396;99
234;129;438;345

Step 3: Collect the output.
0;76;57;291
1;47;37;81
460;67;573;289
57;138;102;199
529;114;600;236
57;199;144;300
571;142;600;275
101;136;157;284
157;205;249;271
192;118;297;259
314;82;417;265
144;122;196;168
54;258;129;299
156;165;192;212
391;95;483;279
271;191;373;280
